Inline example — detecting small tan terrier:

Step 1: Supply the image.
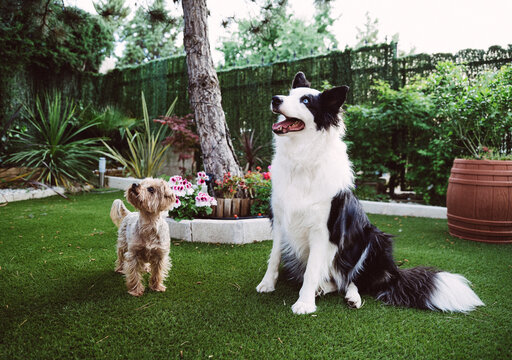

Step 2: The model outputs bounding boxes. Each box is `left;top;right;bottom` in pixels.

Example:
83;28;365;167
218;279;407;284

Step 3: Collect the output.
110;178;176;296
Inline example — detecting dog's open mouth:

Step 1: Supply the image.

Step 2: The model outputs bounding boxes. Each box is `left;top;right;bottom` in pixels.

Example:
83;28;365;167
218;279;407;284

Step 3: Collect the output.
272;117;305;135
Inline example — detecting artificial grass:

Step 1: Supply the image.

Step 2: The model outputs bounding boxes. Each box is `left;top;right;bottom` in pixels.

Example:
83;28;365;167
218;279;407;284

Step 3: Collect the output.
0;191;511;360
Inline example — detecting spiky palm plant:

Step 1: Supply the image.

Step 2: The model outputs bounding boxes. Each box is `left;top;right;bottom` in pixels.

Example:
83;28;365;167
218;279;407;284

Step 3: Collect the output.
9;93;104;188
101;92;176;178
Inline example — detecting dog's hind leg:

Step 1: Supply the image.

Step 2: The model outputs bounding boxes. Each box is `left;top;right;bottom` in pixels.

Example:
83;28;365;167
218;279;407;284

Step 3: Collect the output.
115;234;128;273
345;282;362;309
316;280;337;296
115;244;127;273
256;225;283;293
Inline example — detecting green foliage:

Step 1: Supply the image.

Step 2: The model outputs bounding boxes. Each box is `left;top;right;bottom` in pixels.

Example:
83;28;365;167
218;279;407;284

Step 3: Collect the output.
78;104;138;151
346;63;512;205
8;92;104;188
93;0;131;27
217;0;337;66
244;169;272;216
115;0;183;67
101;93;175;178
422;62;512;159
345;80;433;195
406;63;512;204
0;2;114;74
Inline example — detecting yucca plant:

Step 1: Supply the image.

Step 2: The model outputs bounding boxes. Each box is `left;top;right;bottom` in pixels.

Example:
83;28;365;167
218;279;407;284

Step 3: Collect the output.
101;92;177;178
8;92;104;188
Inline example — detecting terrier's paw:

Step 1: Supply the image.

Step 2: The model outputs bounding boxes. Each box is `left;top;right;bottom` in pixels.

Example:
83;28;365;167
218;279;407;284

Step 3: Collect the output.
256;279;276;293
128;287;145;297
345;292;362;309
291;301;317;315
150;283;166;292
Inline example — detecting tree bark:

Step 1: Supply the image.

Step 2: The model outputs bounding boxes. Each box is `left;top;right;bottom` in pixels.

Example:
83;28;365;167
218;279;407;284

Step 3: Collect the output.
181;0;242;180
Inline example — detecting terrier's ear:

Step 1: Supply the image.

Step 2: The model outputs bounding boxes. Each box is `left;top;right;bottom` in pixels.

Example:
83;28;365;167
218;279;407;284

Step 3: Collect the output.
292;72;311;89
319;86;349;113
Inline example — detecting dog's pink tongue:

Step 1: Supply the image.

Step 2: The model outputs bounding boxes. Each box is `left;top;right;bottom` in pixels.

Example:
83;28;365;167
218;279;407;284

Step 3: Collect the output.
272;118;304;134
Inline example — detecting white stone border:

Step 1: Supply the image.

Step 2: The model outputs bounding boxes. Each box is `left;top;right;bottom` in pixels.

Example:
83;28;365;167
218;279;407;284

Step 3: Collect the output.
0;187;66;203
167;218;272;244
106;176;141;190
360;200;447;219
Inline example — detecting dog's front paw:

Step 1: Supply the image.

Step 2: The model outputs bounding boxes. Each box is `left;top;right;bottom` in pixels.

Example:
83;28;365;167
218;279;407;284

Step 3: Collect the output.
128;288;145;297
256;278;276;293
150;283;166;292
345;291;362;309
291;301;317;315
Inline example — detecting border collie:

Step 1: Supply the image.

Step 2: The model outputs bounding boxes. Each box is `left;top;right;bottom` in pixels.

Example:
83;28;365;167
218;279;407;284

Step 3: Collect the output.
256;72;484;315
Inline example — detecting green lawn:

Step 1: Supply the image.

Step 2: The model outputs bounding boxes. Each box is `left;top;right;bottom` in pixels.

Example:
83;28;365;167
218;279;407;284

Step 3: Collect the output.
0;191;511;359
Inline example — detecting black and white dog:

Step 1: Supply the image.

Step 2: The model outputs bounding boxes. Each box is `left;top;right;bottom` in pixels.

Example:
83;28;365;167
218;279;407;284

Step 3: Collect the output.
256;72;484;315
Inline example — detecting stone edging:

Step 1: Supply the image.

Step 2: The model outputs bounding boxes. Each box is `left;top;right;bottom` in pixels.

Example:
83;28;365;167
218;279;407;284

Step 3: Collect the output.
167;218;272;244
0;187;66;203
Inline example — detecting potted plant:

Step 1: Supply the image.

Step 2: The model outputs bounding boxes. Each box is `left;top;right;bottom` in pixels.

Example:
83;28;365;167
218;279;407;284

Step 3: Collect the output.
167;172;217;221
428;63;512;243
211;167;271;218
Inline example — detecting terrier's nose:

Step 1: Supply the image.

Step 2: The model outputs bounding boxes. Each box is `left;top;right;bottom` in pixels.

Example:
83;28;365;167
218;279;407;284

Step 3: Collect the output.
131;183;139;190
271;96;283;108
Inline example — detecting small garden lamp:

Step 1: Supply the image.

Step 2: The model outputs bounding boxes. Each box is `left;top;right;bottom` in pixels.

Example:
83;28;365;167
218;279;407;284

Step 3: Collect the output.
99;157;106;188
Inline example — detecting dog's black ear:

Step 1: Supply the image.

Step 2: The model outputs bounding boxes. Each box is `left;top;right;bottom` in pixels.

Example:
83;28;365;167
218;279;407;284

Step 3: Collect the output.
292;72;311;89
319;86;349;112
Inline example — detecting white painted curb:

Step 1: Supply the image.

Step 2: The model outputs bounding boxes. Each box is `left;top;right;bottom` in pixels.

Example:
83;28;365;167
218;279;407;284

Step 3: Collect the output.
167;218;272;244
360;200;447;219
106;176;141;190
0;187;66;203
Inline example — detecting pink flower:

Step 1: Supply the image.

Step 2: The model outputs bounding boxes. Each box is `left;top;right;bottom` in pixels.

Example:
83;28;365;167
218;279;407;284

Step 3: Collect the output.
195;192;216;207
169;175;182;186
170;197;181;210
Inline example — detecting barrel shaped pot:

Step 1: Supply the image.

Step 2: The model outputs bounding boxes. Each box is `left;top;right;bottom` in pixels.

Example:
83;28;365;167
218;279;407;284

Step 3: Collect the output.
447;159;512;243
210;198;253;218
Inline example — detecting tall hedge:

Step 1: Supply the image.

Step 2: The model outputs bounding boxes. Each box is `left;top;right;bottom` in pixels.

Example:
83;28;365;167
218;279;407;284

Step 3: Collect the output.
2;42;511;183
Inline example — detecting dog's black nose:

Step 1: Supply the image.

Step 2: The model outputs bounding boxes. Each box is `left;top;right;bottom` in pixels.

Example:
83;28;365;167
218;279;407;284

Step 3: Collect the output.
131;183;139;190
271;96;283;108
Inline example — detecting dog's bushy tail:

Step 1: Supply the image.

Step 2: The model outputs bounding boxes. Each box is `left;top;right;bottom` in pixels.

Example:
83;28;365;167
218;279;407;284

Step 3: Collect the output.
376;267;484;312
110;199;130;228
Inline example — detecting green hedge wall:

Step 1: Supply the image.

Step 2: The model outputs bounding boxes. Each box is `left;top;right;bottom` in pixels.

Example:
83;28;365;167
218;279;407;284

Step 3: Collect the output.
2;43;511;167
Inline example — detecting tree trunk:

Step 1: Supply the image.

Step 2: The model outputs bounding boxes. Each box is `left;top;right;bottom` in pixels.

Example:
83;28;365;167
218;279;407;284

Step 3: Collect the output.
181;0;241;180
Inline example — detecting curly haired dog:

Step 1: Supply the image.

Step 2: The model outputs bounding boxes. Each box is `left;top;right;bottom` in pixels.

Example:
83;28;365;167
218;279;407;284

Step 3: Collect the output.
110;178;176;296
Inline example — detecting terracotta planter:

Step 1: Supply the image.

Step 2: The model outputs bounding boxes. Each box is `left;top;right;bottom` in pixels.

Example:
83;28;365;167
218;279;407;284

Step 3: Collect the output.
211;198;252;218
447;159;512;243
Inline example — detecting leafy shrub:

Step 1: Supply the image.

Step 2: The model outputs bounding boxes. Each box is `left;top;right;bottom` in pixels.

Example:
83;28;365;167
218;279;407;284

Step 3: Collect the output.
345;80;433;196
153;113;200;173
0;3;113;74
101;93;175;178
423;62;512;159
8;92;104;188
345;63;512;205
